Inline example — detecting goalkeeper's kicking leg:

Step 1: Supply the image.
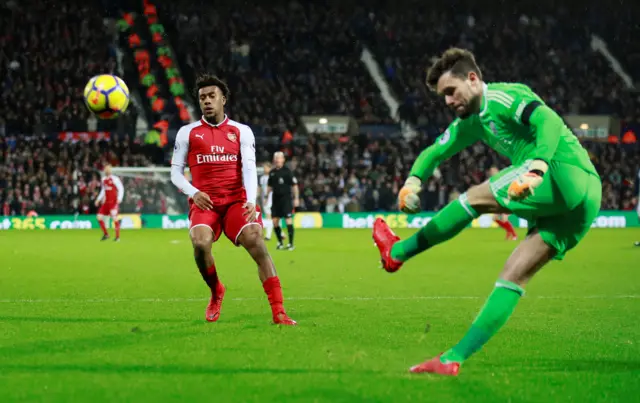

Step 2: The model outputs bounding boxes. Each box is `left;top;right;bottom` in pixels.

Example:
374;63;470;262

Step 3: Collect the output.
374;180;503;272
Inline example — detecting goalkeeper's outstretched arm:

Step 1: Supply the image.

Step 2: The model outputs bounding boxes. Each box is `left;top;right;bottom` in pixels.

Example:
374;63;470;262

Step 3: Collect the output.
400;120;477;213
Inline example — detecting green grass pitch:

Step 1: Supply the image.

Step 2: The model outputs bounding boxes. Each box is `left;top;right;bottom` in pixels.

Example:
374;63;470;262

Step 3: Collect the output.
1;228;639;402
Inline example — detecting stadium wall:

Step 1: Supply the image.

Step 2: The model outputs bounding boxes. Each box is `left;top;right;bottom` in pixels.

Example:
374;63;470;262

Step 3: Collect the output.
0;212;636;230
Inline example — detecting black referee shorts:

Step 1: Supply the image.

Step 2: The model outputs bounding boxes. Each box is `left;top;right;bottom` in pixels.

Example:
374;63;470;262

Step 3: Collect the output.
272;198;293;218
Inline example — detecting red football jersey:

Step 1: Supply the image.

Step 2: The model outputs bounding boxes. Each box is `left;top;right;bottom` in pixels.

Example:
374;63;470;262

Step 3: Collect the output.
98;175;124;205
171;115;257;205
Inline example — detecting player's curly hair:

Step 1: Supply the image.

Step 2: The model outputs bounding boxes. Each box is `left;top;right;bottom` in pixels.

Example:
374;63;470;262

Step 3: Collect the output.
426;48;482;92
194;73;230;100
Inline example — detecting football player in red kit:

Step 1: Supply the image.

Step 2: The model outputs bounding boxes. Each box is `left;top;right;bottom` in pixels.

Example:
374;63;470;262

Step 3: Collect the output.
95;164;124;241
171;74;296;325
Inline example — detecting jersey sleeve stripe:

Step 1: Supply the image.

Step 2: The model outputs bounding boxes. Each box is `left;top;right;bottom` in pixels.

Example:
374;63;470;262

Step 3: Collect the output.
514;100;527;122
487;90;515;104
486;94;513;109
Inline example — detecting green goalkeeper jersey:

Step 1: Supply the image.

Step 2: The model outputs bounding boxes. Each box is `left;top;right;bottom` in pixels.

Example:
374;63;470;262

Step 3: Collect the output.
410;82;598;180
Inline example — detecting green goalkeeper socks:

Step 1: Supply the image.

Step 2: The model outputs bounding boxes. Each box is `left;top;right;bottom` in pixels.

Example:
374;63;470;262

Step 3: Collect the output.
390;194;478;261
440;279;525;363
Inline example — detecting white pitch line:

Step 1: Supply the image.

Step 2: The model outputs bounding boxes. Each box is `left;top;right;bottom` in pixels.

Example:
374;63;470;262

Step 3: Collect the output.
0;295;638;303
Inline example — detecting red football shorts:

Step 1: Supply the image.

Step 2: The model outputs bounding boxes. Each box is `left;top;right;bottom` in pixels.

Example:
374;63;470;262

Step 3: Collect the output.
98;202;119;217
189;200;263;246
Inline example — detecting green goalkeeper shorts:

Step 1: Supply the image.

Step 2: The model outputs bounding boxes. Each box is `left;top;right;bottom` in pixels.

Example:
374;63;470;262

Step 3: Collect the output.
489;160;602;260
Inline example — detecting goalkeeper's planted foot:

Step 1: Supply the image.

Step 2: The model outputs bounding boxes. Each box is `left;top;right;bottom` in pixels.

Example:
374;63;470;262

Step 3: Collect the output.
100;234;110;241
372;218;403;272
409;354;461;376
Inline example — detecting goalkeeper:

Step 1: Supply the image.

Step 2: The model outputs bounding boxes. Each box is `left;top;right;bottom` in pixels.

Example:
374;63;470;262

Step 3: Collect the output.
372;48;602;376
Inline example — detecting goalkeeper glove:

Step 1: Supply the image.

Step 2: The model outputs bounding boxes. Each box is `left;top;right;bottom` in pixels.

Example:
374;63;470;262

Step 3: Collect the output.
508;160;549;201
398;176;422;214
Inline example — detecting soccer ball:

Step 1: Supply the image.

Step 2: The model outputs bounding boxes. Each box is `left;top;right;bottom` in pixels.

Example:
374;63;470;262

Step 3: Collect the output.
83;74;130;119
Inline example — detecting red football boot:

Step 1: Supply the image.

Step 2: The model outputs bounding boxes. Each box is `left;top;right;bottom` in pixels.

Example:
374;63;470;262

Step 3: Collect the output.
205;283;226;322
273;311;297;326
372;218;403;272
409;354;461;376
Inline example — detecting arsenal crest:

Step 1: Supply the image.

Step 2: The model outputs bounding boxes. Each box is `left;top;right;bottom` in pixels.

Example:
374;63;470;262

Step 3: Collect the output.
227;132;237;142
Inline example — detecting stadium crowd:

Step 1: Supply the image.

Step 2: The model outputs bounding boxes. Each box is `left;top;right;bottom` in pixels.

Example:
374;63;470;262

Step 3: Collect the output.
159;0;393;135
360;3;640;131
157;0;639;134
0;0;638;216
0;135;164;216
0;0;136;137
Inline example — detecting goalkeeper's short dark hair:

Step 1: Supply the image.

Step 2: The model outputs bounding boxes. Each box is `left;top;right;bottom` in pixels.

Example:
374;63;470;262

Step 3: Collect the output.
194;73;230;100
426;48;482;91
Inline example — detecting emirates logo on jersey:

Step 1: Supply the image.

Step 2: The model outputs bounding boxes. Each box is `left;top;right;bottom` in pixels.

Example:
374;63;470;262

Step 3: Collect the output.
227;132;237;142
196;145;238;164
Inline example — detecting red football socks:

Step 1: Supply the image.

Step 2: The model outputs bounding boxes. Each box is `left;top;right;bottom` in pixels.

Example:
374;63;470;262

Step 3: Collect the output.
262;276;284;314
504;221;516;237
98;219;108;236
205;263;221;290
114;220;121;238
495;219;517;237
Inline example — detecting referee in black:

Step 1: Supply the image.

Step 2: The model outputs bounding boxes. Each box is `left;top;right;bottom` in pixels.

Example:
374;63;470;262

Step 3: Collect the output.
267;152;299;250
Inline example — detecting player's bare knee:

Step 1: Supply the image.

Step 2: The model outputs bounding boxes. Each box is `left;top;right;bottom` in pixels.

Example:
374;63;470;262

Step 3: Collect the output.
192;240;211;255
467;182;507;214
239;225;263;250
191;233;213;254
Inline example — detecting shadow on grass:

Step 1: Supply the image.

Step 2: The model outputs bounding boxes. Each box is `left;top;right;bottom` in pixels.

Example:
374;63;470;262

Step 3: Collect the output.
0;316;195;324
0;363;381;376
493;359;640;373
0;314;313;326
0;324;199;358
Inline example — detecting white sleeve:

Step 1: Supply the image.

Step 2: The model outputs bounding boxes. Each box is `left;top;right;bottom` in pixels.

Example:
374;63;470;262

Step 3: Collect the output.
240;125;257;204
171;126;200;198
113;175;124;203
96;184;105;202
